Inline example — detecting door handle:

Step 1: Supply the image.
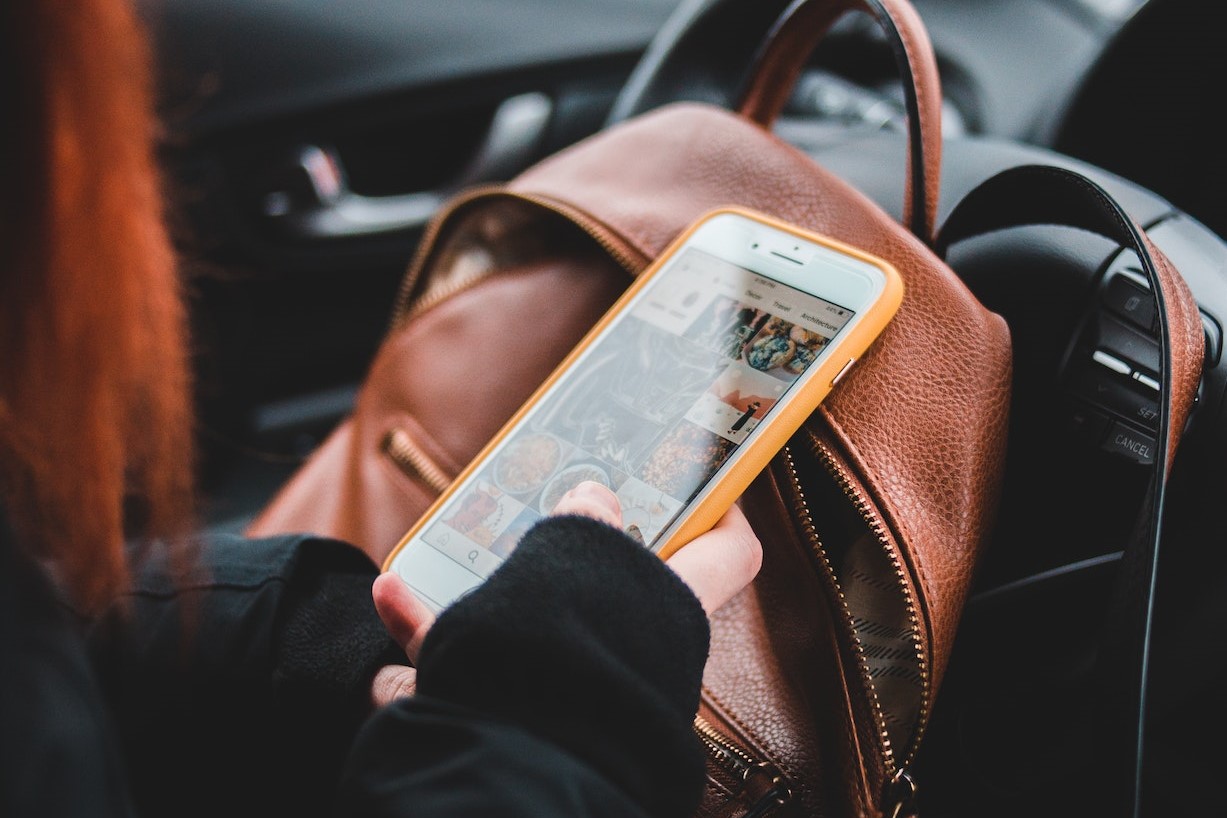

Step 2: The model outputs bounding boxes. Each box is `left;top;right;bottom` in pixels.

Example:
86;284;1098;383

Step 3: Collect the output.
263;92;553;240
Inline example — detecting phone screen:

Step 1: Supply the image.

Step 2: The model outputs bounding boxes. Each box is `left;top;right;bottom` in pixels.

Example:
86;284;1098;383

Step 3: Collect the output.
395;242;860;611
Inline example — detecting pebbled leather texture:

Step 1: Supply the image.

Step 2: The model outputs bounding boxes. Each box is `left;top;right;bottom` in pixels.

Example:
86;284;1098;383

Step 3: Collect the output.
738;0;943;242
1137;236;1203;467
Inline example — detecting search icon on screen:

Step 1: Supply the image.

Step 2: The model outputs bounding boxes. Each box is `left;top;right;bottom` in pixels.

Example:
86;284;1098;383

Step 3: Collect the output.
467;550;479;563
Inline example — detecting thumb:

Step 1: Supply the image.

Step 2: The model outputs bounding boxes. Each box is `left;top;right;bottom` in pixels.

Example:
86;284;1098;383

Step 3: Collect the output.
373;571;436;664
371;664;418;707
549;480;623;528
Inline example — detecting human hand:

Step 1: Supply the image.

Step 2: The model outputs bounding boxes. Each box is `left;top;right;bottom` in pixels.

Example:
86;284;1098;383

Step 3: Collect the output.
369;481;762;706
369;571;435;706
553;481;762;616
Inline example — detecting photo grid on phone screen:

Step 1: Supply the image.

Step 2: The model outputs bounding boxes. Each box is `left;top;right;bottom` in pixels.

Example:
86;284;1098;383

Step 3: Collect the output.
422;247;849;573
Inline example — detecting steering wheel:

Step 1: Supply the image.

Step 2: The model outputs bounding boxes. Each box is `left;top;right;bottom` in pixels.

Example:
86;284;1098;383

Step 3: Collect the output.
604;1;1227;816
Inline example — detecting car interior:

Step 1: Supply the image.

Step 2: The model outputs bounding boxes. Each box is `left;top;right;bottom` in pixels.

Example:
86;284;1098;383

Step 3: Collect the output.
137;0;1222;814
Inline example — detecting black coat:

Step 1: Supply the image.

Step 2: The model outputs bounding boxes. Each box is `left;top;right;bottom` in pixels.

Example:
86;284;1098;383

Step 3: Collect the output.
0;513;709;818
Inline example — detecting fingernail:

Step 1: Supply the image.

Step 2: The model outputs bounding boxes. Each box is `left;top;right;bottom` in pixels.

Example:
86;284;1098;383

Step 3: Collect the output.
625;524;644;545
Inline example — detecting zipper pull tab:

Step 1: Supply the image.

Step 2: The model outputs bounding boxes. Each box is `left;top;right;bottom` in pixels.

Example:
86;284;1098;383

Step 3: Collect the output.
885;769;918;818
740;761;792;818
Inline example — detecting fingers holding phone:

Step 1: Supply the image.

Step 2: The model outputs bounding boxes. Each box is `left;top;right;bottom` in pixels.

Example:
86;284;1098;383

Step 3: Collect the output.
552;480;762;614
370;571;434;706
548;480;623;529
371;480;761;700
370;480;629;698
662;501;761;616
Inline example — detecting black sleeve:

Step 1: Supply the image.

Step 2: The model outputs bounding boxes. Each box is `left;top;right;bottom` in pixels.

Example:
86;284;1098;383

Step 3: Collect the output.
1;512;138;818
337;514;712;818
83;532;404;818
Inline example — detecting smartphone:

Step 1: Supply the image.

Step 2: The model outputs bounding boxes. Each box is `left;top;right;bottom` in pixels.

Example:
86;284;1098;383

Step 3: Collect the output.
382;206;904;612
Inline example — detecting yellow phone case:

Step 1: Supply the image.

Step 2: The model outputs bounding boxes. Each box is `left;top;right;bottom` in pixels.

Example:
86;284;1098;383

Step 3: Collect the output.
383;206;904;571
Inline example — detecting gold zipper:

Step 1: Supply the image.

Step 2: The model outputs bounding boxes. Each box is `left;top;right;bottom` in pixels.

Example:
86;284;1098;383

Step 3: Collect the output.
694;714;792;818
780;441;929;810
400;260;498;324
507;190;650;274
389;185;505;327
389;188;649;327
382;428;453;494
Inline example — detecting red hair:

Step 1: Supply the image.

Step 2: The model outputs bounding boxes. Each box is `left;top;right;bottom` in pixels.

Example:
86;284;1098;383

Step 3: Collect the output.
0;0;195;612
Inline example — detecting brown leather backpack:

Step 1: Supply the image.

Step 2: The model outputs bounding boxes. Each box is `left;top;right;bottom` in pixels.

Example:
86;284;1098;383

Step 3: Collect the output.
247;0;1208;813
247;1;1009;814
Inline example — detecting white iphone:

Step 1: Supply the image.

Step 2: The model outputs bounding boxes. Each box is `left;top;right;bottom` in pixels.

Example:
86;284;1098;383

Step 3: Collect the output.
383;206;904;612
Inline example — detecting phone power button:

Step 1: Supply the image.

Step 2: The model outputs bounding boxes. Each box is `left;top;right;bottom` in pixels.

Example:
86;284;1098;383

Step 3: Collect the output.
831;358;857;387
